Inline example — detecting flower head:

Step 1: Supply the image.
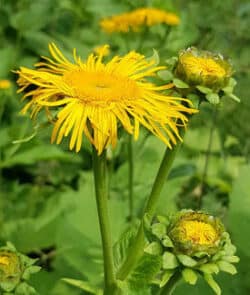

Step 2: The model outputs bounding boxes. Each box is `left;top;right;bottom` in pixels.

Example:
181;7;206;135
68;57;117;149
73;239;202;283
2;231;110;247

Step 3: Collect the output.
144;210;239;294
0;79;12;90
17;43;196;154
0;243;41;293
175;47;232;90
168;211;223;255
100;8;180;33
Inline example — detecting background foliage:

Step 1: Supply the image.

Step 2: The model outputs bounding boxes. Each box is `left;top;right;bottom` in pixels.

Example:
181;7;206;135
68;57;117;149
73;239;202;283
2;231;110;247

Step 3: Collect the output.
0;0;249;294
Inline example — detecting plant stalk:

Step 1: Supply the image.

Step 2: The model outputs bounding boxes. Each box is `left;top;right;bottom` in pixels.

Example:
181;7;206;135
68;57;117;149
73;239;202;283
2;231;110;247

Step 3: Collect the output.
117;137;183;280
92;148;116;295
198;106;218;209
128;135;135;222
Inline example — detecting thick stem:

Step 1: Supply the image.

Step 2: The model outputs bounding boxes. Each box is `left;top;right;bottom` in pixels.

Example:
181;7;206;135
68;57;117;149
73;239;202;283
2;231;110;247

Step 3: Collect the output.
158;271;182;295
198;106;218;209
117;138;182;280
128;135;134;222
92;148;116;295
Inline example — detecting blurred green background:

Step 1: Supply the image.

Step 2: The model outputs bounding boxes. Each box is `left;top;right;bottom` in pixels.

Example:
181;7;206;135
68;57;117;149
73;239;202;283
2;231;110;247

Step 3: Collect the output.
0;0;249;294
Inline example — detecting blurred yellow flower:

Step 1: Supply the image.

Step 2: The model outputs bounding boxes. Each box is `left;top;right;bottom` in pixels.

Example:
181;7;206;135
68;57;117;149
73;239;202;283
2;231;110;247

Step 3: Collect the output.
100;7;180;33
17;43;196;154
0;79;11;89
93;44;110;57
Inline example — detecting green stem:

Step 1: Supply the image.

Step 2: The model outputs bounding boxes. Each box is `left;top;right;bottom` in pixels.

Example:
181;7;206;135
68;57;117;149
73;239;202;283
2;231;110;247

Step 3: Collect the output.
117;137;183;280
128;135;134;222
92;148;116;295
158;271;182;295
198;106;218;209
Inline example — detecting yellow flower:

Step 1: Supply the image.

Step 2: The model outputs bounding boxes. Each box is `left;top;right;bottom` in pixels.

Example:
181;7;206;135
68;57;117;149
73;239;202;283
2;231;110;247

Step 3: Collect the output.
175;47;232;89
179;220;217;245
17;43;196;154
0;79;11;89
93;44;110;57
169;211;223;255
100;7;180;33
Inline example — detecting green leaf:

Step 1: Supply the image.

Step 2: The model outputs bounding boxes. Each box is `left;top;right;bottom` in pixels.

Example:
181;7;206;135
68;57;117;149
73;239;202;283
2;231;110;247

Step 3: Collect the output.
144;242;163;255
160;270;174;287
203;274;221;295
182;268;198;285
113;225;139;270
62;278;101;294
173;78;189;88
128;253;162;290
151;223;166;239
196;85;213;94
177;254;197;267
162;252;179;269
198;263;219;274
217;261;237;275
206;93;220;104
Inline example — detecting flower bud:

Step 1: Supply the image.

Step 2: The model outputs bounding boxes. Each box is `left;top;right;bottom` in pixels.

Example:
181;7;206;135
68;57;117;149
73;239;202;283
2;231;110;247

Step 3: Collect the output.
175;47;232;91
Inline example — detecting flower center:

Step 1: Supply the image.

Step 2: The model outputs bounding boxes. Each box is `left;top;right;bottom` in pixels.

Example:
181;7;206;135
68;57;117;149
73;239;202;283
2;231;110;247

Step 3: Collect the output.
63;70;140;104
179;220;217;245
182;56;226;78
0;255;10;266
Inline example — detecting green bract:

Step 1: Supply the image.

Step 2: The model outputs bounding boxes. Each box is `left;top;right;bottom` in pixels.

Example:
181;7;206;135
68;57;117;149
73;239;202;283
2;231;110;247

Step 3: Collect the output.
144;210;239;295
0;243;41;295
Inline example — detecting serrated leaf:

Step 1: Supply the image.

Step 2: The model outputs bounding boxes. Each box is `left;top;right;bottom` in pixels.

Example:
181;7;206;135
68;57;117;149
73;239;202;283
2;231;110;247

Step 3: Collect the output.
177;254;197;267
217;261;237;274
199;263;219;274
113;225;139;270
203;274;221;295
206;93;220;104
128;253;162;290
162;252;179;269
173;78;189;88
196;85;213;94
160;270;174;287
182;268;198;285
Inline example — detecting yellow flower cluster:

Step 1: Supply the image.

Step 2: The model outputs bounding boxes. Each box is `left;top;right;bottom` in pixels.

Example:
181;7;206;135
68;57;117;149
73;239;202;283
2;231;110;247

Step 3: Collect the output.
100;7;180;33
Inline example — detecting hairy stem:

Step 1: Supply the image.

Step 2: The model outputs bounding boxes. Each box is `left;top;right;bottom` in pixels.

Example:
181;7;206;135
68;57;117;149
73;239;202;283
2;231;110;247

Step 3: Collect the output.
92;149;116;294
